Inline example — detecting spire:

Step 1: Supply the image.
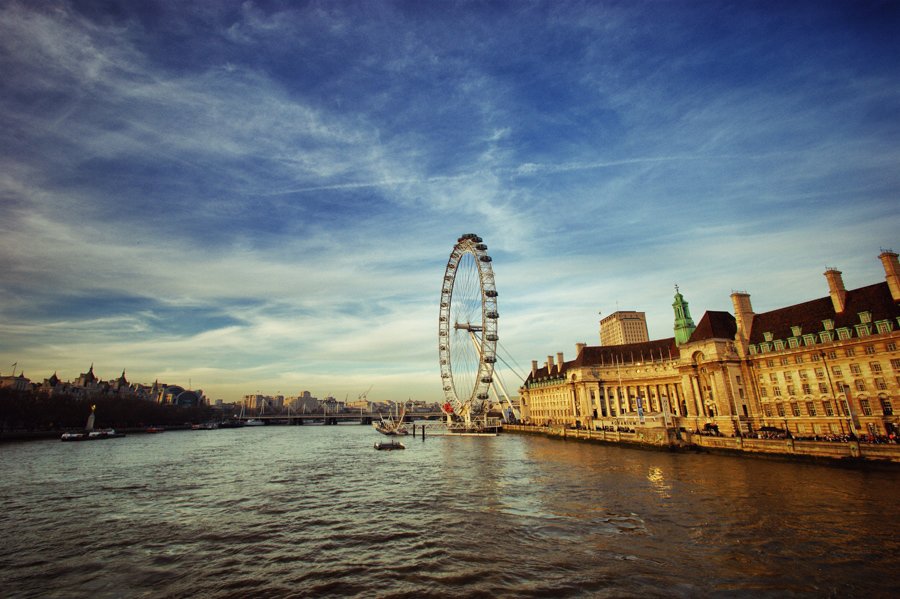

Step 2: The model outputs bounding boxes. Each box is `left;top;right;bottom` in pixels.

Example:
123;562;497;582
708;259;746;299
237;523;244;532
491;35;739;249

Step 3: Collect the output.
673;285;696;346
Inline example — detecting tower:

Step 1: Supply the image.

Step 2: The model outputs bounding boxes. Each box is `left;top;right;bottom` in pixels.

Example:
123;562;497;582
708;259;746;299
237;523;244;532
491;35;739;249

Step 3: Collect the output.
673;285;696;345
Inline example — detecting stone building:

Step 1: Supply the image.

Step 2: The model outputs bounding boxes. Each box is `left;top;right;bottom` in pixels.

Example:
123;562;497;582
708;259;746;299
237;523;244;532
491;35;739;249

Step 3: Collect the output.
520;251;900;438
599;311;650;345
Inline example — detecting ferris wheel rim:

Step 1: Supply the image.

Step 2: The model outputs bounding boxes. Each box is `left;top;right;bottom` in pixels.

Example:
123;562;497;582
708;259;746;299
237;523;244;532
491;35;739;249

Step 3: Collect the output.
438;233;499;417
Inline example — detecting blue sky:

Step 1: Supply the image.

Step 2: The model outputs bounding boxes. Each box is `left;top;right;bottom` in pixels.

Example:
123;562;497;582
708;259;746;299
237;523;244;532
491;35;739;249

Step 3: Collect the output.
1;0;898;403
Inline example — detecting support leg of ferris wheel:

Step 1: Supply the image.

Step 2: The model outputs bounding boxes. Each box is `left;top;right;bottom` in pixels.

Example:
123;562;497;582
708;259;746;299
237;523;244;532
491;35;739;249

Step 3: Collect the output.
466;329;520;423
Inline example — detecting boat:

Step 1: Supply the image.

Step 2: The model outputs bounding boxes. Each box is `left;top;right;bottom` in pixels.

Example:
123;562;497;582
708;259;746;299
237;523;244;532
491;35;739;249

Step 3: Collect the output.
145;426;165;433
374;440;406;450
372;405;409;436
60;405;125;441
244;419;265;426
192;422;219;430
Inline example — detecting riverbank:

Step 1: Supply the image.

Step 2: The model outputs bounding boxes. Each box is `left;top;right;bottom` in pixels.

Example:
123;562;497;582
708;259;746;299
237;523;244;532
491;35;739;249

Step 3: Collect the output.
0;424;195;443
503;424;900;466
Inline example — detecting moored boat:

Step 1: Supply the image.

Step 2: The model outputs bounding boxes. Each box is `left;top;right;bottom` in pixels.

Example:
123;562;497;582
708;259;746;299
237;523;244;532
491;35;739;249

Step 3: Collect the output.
60;405;125;441
374;440;405;450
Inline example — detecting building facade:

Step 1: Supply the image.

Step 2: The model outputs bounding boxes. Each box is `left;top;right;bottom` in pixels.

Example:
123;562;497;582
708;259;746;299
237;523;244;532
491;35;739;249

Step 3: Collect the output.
521;252;900;439
599;311;650;345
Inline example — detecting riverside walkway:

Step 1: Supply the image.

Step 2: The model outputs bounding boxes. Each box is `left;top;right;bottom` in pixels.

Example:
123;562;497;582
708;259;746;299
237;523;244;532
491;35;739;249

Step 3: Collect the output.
504;424;900;465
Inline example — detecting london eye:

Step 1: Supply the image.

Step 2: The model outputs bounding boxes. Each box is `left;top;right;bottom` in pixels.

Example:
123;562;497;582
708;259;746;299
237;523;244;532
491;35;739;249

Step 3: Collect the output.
438;233;499;429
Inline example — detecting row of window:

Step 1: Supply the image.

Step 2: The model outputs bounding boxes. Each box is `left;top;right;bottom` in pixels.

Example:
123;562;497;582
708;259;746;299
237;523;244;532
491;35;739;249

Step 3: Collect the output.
761;398;893;418
760;345;898;368
751;319;897;354
759;376;892;397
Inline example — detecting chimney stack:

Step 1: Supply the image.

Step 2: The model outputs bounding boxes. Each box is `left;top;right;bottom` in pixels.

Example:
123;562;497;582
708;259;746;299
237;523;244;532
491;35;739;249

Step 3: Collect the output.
880;250;900;301
824;268;847;313
531;360;538;378
730;292;754;338
556;352;564;374
547;355;554;373
576;342;586;356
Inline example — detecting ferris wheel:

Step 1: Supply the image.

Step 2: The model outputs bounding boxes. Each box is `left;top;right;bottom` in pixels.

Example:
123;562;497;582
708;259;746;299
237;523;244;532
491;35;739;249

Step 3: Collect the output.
438;233;499;427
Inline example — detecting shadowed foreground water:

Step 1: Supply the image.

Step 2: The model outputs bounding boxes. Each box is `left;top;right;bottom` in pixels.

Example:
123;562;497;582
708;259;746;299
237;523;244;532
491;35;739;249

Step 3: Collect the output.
1;425;898;598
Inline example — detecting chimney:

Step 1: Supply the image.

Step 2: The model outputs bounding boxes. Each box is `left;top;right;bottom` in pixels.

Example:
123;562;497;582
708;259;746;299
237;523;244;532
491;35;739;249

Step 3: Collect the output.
879;250;900;301
556;352;564;373
547;355;554;373
576;342;586;356
824;268;847;313
531;360;538;378
730;292;754;338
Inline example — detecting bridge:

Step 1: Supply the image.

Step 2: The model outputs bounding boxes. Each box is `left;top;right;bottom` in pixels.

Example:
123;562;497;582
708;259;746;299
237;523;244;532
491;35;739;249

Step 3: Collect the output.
233;412;446;425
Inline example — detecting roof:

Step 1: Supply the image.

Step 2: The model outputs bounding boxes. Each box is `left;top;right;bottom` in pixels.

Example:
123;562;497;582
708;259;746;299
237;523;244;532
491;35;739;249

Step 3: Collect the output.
689;310;737;342
526;337;680;382
747;282;899;343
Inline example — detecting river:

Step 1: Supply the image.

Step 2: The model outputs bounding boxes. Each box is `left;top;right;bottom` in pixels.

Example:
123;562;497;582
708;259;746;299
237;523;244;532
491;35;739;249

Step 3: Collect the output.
1;424;897;598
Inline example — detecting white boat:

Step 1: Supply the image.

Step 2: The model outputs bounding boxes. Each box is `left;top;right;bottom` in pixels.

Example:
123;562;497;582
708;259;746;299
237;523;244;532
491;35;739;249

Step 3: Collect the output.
61;406;125;441
244;419;265;426
372;405;408;436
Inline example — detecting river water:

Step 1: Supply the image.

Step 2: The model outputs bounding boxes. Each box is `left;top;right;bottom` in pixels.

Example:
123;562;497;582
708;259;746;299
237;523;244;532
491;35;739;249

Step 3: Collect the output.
1;424;897;598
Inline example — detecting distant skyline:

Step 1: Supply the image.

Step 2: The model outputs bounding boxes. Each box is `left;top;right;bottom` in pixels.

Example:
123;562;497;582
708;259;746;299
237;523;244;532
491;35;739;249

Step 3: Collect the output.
1;1;898;402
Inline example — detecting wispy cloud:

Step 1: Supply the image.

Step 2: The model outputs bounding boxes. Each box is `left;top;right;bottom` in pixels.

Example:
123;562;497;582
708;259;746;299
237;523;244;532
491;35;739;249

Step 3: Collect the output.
1;1;897;401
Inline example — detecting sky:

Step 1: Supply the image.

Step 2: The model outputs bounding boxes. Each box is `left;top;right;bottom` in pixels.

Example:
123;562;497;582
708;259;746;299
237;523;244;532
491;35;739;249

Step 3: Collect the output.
1;0;898;403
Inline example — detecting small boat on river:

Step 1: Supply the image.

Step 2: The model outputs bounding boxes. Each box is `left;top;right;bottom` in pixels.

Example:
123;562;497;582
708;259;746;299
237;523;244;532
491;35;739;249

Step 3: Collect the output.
373;406;409;436
244;419;265;426
60;405;125;441
374;440;406;450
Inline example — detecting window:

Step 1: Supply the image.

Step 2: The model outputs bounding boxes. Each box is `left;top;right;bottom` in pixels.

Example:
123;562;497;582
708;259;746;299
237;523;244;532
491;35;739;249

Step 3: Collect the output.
780;356;789;365
841;400;851;416
775;340;785;351
876;320;893;334
815;368;825;379
823;319;834;330
788;385;796;396
820;331;833;343
892;358;900;370
784;372;793;382
791;326;802;337
881;398;893;416
850;363;862;375
766;359;775;367
760;387;768;398
855;325;870;337
736;375;742;384
738;388;745;399
770;373;778;383
763;405;772;417
799;370;809;380
828;351;838;360
870;362;883;374
802;383;811;394
811;352;821;362
819;382;829;393
854;379;866;392
846;348;856;357
758;374;765;382
804;334;817;347
806;401;817;416
860;400;872;416
773;387;782;397
887;342;896;351
764;332;774;342
795;355;804;364
866;345;876;355
824;401;834;416
837;328;852;340
859;311;872;324
790;402;800;417
832;366;843;377
776;403;785;417
788;338;799;349
875;378;887;390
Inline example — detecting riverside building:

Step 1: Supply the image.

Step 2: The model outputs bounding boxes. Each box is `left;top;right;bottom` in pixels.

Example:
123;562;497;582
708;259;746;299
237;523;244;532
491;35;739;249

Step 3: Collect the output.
599;311;650;345
520;251;900;439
